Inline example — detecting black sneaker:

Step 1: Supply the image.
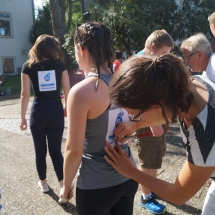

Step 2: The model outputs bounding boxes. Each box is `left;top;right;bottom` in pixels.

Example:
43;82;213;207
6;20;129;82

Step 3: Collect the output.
138;195;167;214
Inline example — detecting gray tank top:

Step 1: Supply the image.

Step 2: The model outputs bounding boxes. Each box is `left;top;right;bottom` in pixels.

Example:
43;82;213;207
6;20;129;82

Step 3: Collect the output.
76;73;136;189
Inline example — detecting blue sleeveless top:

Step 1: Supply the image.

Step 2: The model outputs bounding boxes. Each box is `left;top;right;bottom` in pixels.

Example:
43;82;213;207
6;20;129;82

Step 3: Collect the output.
76;73;136;189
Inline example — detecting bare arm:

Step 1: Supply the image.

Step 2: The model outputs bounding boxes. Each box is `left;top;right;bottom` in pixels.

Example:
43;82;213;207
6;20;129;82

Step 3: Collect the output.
61;70;70;116
62;85;88;199
20;73;31;130
113;121;164;140
114;109;166;140
150;125;164;137
104;142;215;205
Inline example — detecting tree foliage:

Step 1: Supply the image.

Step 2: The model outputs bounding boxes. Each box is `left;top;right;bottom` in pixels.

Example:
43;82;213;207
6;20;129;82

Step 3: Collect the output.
29;3;53;44
89;0;178;55
30;0;215;62
49;0;80;69
88;0;214;55
176;0;215;40
62;0;83;68
29;0;82;69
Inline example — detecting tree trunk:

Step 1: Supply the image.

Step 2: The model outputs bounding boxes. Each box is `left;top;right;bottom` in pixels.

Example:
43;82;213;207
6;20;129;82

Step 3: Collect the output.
66;0;72;31
49;0;67;44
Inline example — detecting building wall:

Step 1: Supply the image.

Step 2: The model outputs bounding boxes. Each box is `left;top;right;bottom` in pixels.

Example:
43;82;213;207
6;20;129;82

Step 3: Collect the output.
0;0;34;75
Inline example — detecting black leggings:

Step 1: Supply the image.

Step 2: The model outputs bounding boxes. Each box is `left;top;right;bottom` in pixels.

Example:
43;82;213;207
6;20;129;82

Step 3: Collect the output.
76;179;138;215
30;99;64;181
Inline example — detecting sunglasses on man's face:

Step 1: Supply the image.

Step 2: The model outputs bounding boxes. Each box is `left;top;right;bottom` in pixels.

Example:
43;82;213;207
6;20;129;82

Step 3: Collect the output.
183;51;197;62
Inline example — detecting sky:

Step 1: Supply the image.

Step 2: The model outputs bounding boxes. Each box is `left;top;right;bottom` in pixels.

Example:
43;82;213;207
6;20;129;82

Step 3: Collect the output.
34;0;48;17
34;0;47;9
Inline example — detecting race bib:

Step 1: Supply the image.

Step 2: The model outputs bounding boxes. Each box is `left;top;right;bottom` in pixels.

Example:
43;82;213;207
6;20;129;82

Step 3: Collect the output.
38;70;57;91
106;108;129;146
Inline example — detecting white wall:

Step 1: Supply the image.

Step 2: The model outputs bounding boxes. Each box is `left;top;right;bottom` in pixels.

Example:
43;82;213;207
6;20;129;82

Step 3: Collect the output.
0;0;34;75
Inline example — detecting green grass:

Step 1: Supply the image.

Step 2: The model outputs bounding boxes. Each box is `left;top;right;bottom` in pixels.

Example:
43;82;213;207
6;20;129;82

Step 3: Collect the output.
0;75;21;95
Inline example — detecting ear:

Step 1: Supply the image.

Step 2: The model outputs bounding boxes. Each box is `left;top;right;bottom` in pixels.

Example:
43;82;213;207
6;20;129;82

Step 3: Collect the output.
150;43;156;52
198;51;204;59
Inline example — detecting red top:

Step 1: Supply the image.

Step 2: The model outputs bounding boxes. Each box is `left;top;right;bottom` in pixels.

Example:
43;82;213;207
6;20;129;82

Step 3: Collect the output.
113;60;122;72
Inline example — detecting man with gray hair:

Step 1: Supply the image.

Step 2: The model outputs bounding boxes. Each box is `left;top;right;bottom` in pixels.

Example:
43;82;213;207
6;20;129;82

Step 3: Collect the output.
180;33;215;81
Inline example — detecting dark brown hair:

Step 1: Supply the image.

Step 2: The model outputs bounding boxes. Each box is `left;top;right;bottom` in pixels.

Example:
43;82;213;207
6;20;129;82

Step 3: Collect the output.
74;22;113;89
114;50;122;60
109;53;193;125
27;34;65;67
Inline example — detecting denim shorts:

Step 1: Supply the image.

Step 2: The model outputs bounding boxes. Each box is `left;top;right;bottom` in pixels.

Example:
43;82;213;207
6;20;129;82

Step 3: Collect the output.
135;126;166;169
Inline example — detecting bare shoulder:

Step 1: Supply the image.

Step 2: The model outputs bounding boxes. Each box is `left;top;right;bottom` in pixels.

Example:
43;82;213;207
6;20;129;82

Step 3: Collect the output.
191;79;207;89
68;77;110;117
68;77;101;103
191;79;208;100
188;79;209;120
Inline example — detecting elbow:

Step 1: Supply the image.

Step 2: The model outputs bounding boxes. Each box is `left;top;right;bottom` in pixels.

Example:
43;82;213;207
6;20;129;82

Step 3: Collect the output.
170;197;189;205
65;147;82;157
162;190;189;205
21;92;30;98
64;91;70;101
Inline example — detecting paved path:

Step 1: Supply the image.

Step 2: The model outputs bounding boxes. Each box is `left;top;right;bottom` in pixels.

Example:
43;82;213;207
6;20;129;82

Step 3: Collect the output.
0;96;209;214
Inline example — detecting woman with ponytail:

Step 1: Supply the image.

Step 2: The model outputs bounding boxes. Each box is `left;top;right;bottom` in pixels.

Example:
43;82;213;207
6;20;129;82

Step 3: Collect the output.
61;22;138;215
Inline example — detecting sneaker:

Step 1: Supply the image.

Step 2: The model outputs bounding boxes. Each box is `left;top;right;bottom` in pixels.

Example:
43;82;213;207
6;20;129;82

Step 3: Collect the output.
138;195;167;214
58;187;69;204
38;181;49;193
151;192;158;199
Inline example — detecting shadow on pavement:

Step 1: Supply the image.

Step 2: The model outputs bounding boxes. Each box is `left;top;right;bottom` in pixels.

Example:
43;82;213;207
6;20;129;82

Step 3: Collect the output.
45;188;77;214
154;195;202;215
0;95;20;101
164;201;202;215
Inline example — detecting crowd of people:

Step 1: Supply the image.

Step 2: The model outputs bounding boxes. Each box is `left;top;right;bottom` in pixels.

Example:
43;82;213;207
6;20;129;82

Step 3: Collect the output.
19;11;215;215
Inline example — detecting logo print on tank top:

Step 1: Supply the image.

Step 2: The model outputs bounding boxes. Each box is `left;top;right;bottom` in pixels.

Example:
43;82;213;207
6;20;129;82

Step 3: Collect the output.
44;73;51;81
38;70;57;91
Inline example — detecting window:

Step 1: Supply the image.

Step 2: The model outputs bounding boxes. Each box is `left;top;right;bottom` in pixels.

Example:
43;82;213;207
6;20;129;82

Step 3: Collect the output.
2;57;15;74
0;13;12;37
